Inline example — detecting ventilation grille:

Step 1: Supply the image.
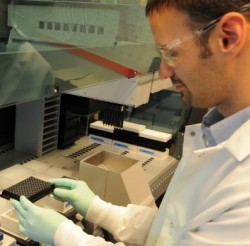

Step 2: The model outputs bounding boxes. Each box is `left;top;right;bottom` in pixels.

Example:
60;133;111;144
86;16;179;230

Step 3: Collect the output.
42;95;60;155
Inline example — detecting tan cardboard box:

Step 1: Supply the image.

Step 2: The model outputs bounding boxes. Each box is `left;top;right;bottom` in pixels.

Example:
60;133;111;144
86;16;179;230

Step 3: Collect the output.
79;150;154;206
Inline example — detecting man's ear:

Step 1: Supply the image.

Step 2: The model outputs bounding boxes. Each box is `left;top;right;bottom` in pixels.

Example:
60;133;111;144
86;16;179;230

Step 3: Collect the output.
217;12;247;55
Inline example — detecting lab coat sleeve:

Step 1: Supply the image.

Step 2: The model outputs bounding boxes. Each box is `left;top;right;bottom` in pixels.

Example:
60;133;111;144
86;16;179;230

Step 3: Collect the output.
86;196;157;244
54;196;157;246
54;220;125;246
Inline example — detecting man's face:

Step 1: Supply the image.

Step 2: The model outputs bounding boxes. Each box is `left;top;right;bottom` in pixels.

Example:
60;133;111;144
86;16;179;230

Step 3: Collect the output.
149;7;231;110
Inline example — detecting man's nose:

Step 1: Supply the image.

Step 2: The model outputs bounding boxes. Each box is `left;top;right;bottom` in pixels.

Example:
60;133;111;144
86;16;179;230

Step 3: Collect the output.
159;60;174;79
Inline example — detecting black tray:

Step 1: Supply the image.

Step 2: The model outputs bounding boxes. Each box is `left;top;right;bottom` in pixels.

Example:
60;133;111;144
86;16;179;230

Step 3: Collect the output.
1;176;55;202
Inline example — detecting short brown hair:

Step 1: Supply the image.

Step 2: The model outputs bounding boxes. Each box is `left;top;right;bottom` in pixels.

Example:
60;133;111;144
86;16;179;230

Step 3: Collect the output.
145;0;250;59
145;0;250;25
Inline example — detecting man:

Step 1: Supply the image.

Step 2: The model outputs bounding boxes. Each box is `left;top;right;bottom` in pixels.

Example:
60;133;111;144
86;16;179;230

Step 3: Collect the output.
11;1;250;245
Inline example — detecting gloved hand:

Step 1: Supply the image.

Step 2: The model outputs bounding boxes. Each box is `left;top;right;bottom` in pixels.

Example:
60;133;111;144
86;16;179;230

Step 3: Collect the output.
11;196;67;245
49;178;95;216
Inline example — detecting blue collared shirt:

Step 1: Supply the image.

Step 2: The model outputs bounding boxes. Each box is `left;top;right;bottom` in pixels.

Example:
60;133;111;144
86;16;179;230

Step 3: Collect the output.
202;107;250;147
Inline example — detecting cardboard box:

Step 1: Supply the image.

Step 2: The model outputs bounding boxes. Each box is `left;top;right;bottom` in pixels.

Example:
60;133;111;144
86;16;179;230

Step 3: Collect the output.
1;209;29;241
79;150;154;206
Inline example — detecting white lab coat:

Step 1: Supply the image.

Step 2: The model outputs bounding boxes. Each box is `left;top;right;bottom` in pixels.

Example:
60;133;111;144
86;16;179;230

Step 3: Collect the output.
55;119;250;246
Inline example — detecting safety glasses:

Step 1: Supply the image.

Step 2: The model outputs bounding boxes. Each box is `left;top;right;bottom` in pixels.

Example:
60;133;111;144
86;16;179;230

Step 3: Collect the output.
156;3;250;67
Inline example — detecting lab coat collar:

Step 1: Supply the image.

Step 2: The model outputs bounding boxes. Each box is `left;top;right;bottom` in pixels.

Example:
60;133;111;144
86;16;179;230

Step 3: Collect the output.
202;107;250;147
223;120;250;161
191;120;250;162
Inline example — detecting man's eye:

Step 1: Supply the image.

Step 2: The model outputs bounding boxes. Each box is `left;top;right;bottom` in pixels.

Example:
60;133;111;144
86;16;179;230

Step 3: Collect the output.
168;49;178;58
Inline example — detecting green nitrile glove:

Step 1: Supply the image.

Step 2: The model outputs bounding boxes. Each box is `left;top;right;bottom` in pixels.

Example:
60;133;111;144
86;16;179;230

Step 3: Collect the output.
49;178;95;216
11;196;67;245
